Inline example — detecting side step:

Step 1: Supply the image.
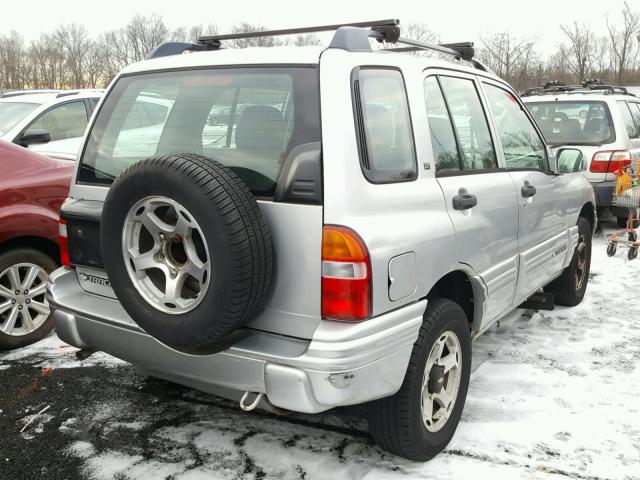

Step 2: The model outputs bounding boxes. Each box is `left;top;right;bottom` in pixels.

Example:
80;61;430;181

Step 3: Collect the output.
518;292;555;311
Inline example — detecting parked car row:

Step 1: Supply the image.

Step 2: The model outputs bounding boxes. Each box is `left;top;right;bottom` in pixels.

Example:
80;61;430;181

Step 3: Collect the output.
3;19;633;463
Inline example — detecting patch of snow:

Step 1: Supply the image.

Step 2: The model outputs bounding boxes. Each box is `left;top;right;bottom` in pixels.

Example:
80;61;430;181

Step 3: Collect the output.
81;451;143;480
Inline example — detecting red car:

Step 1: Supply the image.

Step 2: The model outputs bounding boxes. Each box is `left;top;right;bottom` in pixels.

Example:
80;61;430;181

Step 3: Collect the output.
0;140;72;349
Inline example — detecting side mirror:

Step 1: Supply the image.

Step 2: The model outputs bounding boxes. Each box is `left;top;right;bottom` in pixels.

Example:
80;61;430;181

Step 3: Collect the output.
556;148;584;174
18;129;51;146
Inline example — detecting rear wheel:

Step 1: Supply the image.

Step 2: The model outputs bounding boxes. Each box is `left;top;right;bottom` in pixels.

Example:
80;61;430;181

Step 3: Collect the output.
545;217;592;307
367;298;471;461
0;248;57;350
607;242;617;257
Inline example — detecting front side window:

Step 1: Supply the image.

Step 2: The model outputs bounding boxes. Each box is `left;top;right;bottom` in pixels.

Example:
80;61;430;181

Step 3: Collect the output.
438;76;497;171
527;101;614;145
483;83;547;170
26;101;88;142
0;102;39;136
79;67;320;197
354;68;417;183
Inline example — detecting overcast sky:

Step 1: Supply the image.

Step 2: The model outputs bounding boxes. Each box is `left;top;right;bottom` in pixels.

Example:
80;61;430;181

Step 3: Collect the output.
3;0;635;55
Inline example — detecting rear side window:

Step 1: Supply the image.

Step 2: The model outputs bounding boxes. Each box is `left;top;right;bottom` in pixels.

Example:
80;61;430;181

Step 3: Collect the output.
483;83;547;170
79;67;321;198
617;101;639;139
423;77;461;172
353;68;417;183
437;76;497;171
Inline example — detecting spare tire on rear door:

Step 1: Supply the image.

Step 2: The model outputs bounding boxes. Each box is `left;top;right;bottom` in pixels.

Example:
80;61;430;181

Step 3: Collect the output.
101;153;273;353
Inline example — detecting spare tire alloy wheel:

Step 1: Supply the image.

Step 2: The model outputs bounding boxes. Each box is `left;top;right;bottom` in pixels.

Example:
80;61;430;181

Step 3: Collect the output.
0;263;50;336
123;196;210;314
101;154;273;353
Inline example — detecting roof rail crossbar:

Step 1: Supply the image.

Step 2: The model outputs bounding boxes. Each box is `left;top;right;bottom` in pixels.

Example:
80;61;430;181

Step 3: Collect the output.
198;19;399;44
148;19;485;72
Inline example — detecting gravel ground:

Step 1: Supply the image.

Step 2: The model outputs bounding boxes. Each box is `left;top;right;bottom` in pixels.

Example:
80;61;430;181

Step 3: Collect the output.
1;217;639;480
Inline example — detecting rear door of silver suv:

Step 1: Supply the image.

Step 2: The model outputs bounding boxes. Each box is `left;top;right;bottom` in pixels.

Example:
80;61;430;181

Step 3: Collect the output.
423;69;520;328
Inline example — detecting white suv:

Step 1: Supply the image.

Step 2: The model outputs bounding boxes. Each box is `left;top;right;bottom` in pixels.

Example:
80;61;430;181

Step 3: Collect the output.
0;90;103;160
523;83;640;226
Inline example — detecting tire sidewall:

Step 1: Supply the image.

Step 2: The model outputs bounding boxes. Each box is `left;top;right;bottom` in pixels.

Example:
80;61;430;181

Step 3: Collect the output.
572;217;592;301
0;248;57;350
409;301;471;454
102;164;239;348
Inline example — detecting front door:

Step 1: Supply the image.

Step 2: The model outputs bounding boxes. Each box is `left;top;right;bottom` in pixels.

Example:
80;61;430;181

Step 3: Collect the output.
481;81;569;303
424;73;520;324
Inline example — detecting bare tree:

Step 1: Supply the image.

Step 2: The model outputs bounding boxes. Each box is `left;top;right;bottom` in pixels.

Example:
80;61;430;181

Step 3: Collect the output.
188;24;218;42
479;32;539;89
229;23;281;48
559;22;595;82
125;13;170;62
607;1;640;83
58;24;91;88
0;32;28;89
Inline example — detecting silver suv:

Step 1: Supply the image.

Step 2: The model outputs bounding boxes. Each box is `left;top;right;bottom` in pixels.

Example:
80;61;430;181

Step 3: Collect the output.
523;81;640;227
47;20;596;461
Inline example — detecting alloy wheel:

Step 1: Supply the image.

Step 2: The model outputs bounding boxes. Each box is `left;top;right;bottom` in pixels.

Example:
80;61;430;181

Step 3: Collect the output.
122;196;211;314
0;263;50;336
421;330;462;433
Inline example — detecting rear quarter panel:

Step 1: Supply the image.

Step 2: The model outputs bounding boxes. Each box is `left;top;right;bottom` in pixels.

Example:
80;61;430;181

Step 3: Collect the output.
319;50;462;318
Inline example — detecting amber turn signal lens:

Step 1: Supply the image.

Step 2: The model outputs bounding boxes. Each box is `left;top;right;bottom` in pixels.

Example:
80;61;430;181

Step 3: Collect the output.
322;226;368;262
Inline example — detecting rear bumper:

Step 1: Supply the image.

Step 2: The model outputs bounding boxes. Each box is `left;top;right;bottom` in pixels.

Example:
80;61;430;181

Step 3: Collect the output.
47;267;425;413
591;181;629;216
592;180;614;208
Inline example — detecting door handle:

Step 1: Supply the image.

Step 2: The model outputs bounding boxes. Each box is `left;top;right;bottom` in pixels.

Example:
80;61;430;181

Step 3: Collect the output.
452;188;478;210
521;181;537;198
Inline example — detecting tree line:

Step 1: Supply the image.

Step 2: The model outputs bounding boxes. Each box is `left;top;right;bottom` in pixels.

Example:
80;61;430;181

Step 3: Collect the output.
0;4;638;93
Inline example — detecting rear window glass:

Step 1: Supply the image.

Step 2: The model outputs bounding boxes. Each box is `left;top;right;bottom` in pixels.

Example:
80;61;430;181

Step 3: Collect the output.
526;101;614;145
79;67;321;197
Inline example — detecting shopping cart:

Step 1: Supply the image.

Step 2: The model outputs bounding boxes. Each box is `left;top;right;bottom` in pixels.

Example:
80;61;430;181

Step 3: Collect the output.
607;186;640;260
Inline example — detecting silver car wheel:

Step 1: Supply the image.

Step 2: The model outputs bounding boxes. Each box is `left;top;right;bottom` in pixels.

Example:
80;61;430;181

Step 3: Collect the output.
0;263;50;336
122;196;210;314
421;330;462;433
575;234;588;290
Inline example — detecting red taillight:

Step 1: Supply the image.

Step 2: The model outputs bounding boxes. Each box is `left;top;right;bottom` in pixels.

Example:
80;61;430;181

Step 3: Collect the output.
58;218;70;267
590;150;631;173
321;226;371;321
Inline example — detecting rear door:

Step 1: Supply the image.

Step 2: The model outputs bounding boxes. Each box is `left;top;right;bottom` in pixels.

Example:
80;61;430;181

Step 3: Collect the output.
481;80;569;303
424;72;520;324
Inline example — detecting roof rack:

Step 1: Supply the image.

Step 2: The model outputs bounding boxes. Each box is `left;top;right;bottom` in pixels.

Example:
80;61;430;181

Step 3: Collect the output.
147;19;486;71
0;89;61;98
522;79;635;97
